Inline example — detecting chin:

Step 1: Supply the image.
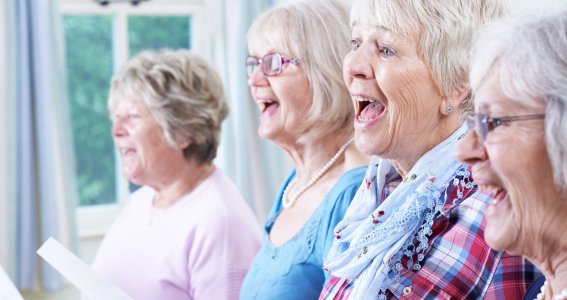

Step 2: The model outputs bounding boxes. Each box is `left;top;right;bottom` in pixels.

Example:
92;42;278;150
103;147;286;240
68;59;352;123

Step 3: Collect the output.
257;126;277;141
123;170;144;186
354;131;386;157
484;220;522;255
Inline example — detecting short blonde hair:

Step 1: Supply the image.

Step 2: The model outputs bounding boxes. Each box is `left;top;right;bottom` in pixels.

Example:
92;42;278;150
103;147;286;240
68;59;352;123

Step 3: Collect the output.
108;50;228;163
247;0;353;142
351;0;510;111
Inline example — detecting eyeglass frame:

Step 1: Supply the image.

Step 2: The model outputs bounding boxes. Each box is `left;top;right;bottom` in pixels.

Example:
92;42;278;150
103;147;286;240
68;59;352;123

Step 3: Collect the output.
245;53;300;77
465;112;545;142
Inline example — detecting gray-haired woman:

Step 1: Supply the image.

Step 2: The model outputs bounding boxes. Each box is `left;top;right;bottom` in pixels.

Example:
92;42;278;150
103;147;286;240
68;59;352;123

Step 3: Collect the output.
457;7;567;300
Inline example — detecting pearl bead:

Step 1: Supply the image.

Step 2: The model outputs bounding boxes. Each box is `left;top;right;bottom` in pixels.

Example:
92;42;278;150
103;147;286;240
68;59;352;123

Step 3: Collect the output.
535;280;567;300
282;139;353;209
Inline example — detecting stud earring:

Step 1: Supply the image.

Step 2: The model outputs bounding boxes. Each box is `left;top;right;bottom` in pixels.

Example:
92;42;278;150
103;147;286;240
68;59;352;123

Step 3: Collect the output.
446;106;453;113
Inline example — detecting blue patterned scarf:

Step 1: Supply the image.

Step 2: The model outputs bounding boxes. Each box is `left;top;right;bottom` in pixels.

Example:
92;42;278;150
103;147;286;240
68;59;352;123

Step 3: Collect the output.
324;125;472;299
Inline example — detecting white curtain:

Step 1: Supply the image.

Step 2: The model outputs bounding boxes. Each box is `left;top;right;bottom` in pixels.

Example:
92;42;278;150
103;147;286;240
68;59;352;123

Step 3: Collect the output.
1;0;79;292
0;0;13;279
208;0;292;222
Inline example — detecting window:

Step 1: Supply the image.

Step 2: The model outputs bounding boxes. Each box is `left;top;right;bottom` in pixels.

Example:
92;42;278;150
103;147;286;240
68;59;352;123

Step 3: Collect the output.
60;0;205;236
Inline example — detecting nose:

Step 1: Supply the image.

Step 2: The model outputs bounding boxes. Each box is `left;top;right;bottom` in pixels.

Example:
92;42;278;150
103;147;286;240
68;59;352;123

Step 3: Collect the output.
344;44;374;80
456;130;488;167
247;65;269;88
112;116;127;138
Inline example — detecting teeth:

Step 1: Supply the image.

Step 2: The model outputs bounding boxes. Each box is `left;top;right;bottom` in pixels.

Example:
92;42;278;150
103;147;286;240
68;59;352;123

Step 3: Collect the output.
352;95;376;102
256;99;275;104
256;99;276;112
120;148;133;155
478;184;503;196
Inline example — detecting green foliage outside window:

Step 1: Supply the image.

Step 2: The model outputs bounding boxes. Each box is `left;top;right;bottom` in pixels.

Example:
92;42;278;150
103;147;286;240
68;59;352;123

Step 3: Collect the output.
63;15;115;206
128;16;191;57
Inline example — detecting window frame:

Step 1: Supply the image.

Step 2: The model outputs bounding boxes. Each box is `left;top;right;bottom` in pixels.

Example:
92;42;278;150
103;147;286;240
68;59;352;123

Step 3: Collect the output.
59;0;206;238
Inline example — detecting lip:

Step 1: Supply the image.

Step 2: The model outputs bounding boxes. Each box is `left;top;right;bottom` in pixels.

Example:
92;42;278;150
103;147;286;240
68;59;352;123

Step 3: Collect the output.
351;93;387;128
117;146;136;156
474;177;509;216
254;96;280;114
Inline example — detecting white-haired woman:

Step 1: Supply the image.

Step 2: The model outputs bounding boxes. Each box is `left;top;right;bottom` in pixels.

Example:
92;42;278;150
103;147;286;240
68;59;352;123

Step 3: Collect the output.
457;7;567;300
240;0;369;299
90;50;261;300
320;0;541;299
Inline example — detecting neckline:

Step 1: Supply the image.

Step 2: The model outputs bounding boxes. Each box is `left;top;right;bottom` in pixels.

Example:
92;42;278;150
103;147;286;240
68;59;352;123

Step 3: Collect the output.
265;166;365;249
148;167;217;213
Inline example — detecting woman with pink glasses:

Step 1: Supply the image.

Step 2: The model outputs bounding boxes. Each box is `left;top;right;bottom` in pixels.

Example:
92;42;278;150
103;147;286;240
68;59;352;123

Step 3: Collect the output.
239;0;369;299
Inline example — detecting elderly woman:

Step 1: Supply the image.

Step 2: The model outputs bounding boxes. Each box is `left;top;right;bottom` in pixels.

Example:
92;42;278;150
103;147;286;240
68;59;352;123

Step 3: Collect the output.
320;0;541;299
239;0;369;299
90;50;261;299
457;8;567;300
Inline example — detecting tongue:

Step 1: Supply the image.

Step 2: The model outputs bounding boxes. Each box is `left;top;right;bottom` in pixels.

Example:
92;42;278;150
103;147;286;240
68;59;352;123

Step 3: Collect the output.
360;102;384;120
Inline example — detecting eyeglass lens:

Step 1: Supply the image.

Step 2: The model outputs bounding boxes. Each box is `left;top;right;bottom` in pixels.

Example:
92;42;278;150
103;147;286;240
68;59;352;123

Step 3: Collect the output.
246;53;283;77
466;113;488;142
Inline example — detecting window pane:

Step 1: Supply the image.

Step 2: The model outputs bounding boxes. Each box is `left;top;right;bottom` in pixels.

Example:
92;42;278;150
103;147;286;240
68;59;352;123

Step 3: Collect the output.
63;15;116;206
128;16;191;56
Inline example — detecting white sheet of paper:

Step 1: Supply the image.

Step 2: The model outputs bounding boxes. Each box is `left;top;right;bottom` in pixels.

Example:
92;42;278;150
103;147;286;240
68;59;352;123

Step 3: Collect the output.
37;237;133;300
0;265;24;300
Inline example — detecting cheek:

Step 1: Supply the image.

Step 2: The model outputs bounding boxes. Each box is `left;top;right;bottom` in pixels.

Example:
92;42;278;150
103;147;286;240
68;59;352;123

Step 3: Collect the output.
492;133;548;189
343;54;354;85
489;137;552;226
281;79;311;112
384;69;438;129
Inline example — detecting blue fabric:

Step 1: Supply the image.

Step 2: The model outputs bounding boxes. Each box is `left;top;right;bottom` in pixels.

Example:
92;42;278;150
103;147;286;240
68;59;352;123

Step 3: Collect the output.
523;275;545;300
240;166;366;300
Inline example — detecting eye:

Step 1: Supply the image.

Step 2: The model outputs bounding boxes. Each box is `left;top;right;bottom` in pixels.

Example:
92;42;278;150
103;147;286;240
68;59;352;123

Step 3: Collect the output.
378;44;396;57
127;113;141;120
350;39;361;51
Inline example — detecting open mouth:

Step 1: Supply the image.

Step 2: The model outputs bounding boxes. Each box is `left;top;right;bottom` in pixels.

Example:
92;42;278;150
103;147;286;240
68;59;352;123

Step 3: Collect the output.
120;148;136;156
256;99;280;114
352;95;386;123
479;184;509;207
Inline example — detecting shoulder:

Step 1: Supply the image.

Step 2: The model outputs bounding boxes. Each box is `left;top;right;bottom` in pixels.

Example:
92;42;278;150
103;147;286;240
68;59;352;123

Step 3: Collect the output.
327;166;366;209
328;165;366;202
409;190;538;298
182;168;260;241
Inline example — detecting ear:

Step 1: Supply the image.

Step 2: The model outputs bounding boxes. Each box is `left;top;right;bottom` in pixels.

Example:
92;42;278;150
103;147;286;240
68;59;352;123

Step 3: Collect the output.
440;87;470;115
175;136;191;150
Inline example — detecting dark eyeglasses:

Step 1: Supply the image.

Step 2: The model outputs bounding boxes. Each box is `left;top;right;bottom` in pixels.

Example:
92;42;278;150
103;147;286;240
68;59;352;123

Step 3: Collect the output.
465;112;545;142
245;53;300;77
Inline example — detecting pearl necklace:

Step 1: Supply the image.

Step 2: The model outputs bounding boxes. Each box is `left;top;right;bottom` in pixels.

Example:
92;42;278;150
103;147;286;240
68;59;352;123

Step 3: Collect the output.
536;280;567;300
282;139;354;209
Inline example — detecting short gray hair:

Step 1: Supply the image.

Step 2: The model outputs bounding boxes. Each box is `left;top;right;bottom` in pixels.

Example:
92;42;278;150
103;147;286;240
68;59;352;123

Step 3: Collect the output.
470;7;567;190
108;50;228;163
247;0;353;142
350;0;510;112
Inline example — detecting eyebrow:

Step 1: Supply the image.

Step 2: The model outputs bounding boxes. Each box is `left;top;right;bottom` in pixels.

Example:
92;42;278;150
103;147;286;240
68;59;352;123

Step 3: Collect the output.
350;21;392;34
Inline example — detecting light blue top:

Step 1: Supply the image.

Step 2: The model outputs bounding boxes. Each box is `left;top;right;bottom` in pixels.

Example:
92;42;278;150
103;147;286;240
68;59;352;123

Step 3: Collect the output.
240;166;366;300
